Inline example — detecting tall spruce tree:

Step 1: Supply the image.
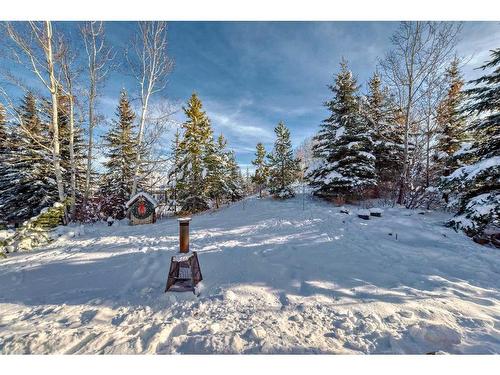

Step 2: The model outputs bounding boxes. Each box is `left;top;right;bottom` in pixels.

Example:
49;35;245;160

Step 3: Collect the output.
267;121;299;199
307;60;377;199
444;49;500;237
0;92;57;224
436;58;468;177
365;72;404;196
205;134;230;208
226;150;244;201
251;142;269;198
101;90;138;219
176;93;213;213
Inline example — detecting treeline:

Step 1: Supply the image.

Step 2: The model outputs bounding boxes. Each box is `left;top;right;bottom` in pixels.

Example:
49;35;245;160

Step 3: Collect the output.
250;122;301;200
0;21;178;225
0;21;264;227
166;93;247;213
301;22;498;241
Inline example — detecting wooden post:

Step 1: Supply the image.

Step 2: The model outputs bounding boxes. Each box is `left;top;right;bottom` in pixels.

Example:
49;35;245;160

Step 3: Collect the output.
178;217;191;253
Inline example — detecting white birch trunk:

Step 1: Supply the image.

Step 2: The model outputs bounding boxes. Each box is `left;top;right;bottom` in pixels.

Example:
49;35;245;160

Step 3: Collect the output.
46;21;66;204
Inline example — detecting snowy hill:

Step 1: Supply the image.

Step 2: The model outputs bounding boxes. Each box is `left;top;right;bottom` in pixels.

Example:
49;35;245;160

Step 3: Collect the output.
0;193;499;354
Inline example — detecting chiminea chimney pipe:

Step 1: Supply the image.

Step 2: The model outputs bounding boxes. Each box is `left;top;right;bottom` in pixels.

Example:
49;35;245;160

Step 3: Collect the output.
178;217;191;253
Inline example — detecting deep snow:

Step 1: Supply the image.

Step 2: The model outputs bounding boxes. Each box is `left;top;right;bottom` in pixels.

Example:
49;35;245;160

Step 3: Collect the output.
0;193;499;354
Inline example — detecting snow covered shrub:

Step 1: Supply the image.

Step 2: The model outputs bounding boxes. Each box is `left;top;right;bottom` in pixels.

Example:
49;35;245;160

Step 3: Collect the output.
97;191;129;220
31;202;67;230
442;145;500;236
75;196;109;223
406;185;444;210
448;192;499;237
2;201;67;253
181;195;210;214
273;187;295;200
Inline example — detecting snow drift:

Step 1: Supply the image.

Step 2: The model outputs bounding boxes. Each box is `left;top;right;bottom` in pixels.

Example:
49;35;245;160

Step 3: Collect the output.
0;193;499;354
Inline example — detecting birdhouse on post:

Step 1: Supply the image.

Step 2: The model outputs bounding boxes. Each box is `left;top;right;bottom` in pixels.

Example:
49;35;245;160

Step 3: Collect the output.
165;217;203;294
126;192;158;225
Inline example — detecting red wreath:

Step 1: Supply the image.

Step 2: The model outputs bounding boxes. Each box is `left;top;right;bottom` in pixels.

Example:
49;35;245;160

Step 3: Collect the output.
138;200;146;216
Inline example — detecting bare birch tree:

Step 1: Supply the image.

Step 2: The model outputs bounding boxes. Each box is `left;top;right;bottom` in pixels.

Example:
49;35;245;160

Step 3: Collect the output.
380;21;461;205
139;101;177;189
81;21;114;202
59;39;79;220
4;21;66;203
126;21;173;196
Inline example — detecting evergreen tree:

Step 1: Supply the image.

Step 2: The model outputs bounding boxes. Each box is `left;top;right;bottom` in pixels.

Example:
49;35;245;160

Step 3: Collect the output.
267;121;299;199
444;49;500;237
0;93;57;224
205;134;230;208
100;90;138;219
19;92;44;136
244;166;253;195
176;93;213;213
436;58;468;177
307;60;377;199
226;150;244;201
251;142;269;198
167;128;181;212
365;72;404;196
44;93;87;200
0;103;7;145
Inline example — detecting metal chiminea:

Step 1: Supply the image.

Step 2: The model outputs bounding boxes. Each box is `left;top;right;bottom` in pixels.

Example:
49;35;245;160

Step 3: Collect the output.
165;217;203;294
179;217;190;253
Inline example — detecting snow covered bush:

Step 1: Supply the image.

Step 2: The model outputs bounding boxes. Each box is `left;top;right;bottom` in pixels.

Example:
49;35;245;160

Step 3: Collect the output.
1;201;67;253
448;192;499;236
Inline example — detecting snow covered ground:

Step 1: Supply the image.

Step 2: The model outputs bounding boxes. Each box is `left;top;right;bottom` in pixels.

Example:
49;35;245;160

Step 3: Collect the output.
1;193;499;354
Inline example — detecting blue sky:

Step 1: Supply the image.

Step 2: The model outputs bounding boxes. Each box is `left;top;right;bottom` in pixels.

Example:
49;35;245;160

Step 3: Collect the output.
2;22;500;171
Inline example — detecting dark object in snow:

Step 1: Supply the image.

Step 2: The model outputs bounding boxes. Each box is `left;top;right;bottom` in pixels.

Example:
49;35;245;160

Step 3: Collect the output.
357;209;370;220
165;251;203;293
472;232;500;248
340;209;350;214
165;217;203;293
492;234;500;249
358;213;370;220
473;235;490;246
369;208;383;217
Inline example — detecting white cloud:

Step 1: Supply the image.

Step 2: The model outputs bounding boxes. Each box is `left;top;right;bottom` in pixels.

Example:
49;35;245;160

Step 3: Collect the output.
204;98;275;146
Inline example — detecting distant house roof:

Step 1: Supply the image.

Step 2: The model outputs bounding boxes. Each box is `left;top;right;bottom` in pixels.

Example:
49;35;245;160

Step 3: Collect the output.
125;191;159;208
